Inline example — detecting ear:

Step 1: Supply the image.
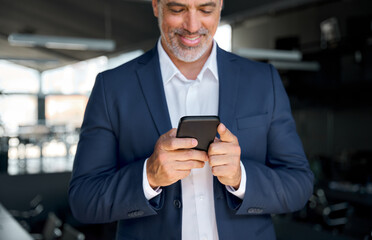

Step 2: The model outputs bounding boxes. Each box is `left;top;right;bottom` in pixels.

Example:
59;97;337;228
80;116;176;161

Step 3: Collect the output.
220;0;224;11
152;0;159;17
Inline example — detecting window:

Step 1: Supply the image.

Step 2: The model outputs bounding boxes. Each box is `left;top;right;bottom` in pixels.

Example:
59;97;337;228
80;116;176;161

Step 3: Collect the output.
0;61;39;134
45;95;88;127
215;24;232;52
0;60;40;94
42;56;108;94
0;95;38;134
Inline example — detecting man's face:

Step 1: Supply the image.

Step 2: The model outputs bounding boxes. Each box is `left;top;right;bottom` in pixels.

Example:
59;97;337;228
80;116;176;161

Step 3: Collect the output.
152;0;223;63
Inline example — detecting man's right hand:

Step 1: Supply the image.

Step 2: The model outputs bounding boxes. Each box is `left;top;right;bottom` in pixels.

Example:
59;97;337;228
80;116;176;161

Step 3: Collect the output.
146;128;208;189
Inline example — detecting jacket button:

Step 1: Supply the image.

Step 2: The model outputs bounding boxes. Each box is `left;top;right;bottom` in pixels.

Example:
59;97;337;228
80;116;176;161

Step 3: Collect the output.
247;208;263;214
128;210;144;218
136;210;144;216
173;200;182;209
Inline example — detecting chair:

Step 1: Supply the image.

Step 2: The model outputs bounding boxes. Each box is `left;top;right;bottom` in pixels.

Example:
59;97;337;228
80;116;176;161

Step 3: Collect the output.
41;212;62;240
60;224;85;240
32;212;62;240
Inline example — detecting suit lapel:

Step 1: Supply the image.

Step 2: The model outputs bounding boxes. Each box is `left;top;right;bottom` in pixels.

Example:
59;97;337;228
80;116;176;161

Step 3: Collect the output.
217;47;240;131
136;46;240;135
136;47;172;136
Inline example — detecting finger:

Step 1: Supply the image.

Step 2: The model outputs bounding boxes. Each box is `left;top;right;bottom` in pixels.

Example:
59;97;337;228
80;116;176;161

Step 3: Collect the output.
209;141;241;156
174;160;206;170
217;123;237;143
171;149;209;162
211;165;230;177
164;170;191;184
211;164;239;177
208;141;231;155
162;137;198;151
177;170;192;180
209;155;229;167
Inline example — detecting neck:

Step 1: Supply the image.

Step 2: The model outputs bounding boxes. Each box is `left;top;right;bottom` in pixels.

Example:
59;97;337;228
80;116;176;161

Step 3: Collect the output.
161;40;213;80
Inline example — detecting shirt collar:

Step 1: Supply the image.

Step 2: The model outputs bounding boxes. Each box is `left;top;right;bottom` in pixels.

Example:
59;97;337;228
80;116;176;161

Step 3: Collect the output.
157;39;218;84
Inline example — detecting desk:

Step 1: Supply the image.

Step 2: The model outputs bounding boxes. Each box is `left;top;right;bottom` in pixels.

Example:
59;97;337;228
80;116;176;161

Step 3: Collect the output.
0;203;33;240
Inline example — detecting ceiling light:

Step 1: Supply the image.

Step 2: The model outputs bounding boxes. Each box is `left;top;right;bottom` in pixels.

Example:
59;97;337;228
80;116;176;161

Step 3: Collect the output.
8;34;115;51
269;60;320;72
236;48;302;61
0;56;59;64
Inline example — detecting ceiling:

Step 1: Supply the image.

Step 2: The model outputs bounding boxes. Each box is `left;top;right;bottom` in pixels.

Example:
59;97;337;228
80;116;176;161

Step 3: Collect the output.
0;0;335;72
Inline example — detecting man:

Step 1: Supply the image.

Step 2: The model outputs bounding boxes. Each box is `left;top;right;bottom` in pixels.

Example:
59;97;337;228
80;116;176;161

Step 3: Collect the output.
68;0;314;239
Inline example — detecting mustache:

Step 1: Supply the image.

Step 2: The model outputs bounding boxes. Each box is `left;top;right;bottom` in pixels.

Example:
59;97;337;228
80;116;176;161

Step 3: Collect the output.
173;28;209;36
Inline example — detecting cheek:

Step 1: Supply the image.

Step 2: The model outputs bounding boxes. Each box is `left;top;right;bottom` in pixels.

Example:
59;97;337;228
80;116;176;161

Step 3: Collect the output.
202;18;219;33
162;15;183;30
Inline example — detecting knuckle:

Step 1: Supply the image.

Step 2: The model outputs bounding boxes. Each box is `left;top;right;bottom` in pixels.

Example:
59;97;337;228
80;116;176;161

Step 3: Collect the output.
233;144;241;154
203;153;209;162
209;144;217;153
195;161;205;168
209;145;215;153
158;152;167;163
168;139;177;149
155;141;162;150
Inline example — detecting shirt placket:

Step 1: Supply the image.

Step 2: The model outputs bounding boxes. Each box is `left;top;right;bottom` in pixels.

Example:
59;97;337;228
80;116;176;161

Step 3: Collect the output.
185;80;200;116
186;79;213;240
193;163;213;240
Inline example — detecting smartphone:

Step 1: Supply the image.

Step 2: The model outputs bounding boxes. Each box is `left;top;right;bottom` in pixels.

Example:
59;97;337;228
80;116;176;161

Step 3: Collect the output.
176;116;220;152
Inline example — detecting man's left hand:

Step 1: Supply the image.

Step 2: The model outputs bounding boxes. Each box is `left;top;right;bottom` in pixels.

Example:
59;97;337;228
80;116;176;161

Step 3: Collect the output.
208;123;241;189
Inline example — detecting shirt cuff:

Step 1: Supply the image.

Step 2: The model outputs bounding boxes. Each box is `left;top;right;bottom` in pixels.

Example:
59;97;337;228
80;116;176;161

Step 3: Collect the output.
225;161;246;200
143;158;162;200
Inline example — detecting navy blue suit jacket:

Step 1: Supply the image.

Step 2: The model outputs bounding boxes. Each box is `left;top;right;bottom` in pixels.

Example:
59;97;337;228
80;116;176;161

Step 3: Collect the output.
69;45;314;240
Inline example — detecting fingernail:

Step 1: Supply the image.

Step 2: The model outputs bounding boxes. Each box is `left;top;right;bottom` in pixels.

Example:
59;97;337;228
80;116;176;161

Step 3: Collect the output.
192;139;198;146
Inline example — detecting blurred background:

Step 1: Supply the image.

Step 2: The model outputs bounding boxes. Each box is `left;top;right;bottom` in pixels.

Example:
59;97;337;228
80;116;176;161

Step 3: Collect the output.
0;0;371;239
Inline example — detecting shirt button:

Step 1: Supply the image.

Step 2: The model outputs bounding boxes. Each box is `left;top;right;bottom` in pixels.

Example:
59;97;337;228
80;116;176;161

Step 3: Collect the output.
199;195;204;201
201;236;208;240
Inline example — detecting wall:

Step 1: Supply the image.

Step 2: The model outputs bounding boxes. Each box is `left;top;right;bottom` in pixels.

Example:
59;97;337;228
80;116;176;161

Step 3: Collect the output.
293;108;372;158
232;0;372;51
231;0;372;159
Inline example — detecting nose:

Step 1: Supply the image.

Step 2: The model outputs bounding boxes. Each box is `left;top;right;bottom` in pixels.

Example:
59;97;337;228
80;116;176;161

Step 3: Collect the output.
183;11;201;34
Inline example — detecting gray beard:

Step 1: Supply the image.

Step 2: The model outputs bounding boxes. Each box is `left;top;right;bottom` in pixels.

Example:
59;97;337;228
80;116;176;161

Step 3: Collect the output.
161;31;211;63
158;13;211;62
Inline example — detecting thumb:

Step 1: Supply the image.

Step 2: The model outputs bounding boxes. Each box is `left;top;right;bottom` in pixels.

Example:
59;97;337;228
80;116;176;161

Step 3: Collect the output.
217;123;236;143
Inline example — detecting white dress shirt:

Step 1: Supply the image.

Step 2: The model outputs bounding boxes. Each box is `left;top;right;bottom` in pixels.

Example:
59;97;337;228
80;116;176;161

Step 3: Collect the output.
142;40;246;240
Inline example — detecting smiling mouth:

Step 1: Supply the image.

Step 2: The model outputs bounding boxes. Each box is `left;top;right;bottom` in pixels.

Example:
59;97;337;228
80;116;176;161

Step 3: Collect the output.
178;34;202;46
184;36;200;41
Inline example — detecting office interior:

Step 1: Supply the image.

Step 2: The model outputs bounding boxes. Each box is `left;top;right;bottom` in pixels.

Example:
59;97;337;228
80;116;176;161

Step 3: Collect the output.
0;0;371;239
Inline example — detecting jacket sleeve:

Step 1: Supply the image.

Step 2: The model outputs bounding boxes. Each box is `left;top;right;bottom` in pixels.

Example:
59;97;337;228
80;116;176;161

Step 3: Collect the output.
68;73;158;224
234;65;314;215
